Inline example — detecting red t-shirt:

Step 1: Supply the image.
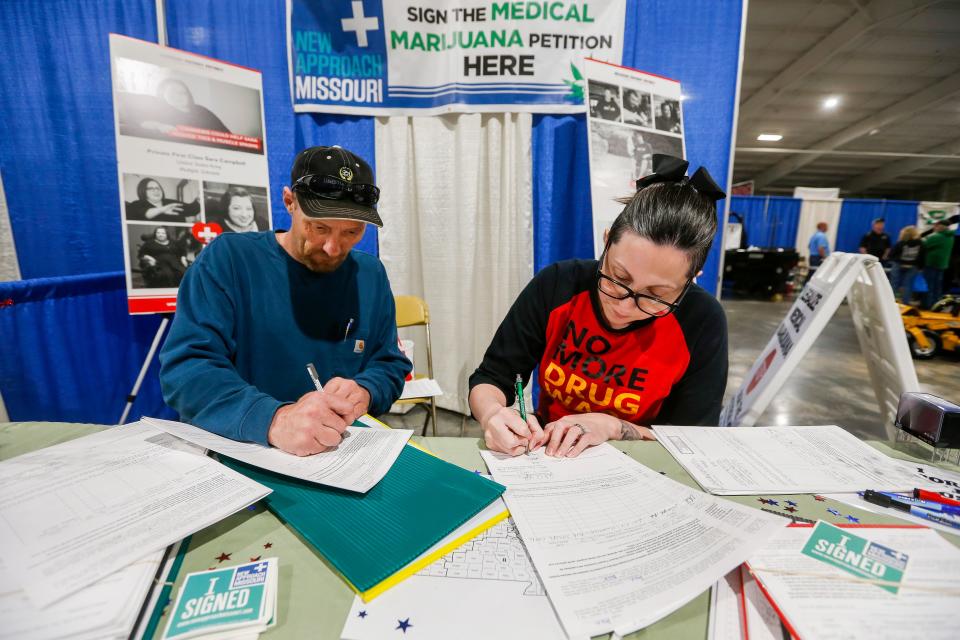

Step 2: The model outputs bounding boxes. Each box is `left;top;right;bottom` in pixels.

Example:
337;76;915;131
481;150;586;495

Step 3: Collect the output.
470;260;728;426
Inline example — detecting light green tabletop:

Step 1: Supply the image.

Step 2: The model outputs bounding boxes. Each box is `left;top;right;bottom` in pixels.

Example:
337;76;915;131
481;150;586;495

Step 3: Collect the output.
2;422;958;640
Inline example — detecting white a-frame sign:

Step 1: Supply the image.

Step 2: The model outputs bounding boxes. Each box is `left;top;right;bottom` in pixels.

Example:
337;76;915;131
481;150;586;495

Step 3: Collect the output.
720;253;919;438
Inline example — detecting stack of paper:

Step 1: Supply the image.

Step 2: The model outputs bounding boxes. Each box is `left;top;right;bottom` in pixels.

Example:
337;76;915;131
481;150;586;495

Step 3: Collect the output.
0;422;270;619
221;441;505;601
163;559;279;640
653;424;937;494
747;523;960;639
0;549;165;640
481;444;786;638
708;566;788;640
341;496;566;640
144;417;412;493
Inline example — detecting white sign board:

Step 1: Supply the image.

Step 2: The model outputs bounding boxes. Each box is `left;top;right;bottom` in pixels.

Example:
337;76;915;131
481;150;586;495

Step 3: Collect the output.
720;253;919;433
110;35;272;314
583;57;685;257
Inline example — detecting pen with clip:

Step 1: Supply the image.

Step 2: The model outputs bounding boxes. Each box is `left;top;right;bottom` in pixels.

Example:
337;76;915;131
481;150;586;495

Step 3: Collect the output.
515;374;530;455
862;490;960;530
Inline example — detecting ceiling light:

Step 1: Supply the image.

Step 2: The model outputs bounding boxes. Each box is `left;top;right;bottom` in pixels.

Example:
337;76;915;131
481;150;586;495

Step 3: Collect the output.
823;96;840;109
757;133;783;142
868;128;880;136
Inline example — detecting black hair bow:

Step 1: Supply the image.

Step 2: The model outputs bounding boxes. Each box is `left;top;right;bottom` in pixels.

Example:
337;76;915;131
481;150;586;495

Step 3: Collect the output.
635;154;726;205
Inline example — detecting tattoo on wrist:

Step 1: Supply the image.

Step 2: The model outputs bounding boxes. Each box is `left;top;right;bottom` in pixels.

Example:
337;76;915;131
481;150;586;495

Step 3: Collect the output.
619;421;643;441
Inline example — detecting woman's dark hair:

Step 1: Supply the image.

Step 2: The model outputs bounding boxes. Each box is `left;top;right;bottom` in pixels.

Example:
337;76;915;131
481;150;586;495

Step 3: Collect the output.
136;177;164;201
220;185;254;211
610;182;718;277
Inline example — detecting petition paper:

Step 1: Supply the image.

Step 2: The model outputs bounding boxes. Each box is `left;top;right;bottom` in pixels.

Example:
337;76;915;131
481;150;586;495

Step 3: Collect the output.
653;424;935;495
0;422;269;607
144;416;411;493
748;525;960;640
481;444;784;639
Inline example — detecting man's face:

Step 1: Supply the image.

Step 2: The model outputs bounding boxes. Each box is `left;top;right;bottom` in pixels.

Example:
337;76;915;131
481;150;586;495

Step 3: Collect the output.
873;221;885;233
282;188;366;273
604;89;613;101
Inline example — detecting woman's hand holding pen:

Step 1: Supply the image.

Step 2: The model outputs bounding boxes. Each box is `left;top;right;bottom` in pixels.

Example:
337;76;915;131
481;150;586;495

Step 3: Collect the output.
480;406;545;457
541;414;656;458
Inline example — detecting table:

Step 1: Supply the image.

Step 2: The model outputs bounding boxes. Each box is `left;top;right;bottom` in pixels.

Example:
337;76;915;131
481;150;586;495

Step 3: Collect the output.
3;422;958;640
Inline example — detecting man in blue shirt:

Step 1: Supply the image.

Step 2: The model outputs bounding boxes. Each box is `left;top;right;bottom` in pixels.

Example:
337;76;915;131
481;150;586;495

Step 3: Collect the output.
808;222;830;267
160;146;410;455
805;222;830;285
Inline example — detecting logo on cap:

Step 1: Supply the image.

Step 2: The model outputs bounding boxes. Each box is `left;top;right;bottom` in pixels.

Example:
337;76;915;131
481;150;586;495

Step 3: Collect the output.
339;167;354;181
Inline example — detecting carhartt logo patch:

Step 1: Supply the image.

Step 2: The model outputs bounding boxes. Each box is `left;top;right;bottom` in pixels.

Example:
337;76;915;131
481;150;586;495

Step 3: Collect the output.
354;339;365;353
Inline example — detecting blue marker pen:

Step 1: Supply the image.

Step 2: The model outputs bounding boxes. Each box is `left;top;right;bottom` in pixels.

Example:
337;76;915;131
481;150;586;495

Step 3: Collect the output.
877;491;960;517
862;490;960;530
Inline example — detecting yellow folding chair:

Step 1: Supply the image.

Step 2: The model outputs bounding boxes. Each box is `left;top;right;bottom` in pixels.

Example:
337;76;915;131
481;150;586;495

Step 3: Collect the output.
394;295;438;436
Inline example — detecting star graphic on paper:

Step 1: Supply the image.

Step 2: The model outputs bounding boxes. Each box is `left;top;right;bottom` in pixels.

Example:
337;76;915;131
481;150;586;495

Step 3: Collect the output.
215;552;232;563
785;506;797;513
264;542;273;549
827;508;841;516
757;498;769;505
814;495;826;502
247;504;257;511
786;500;798;507
250;555;261;562
358;611;368;619
396;618;413;633
766;499;779;506
846;515;860;523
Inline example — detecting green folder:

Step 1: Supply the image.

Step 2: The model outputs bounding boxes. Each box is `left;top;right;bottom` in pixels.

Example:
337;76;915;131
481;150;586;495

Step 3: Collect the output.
220;444;505;597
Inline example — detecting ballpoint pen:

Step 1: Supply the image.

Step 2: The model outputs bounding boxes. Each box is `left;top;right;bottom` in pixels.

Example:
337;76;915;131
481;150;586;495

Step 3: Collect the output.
343;318;354;341
306;363;324;392
515;374;530;455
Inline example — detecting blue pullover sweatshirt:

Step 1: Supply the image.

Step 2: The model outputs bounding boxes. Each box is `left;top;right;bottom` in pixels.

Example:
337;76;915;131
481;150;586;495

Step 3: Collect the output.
159;231;410;445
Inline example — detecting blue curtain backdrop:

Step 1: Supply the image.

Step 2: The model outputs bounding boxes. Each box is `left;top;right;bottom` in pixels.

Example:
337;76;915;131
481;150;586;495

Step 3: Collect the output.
1;0;745;423
835;199;919;253
729;196;802;249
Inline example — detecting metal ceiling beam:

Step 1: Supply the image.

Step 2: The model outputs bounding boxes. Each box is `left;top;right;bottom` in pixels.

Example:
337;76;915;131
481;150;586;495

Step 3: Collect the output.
752;71;960;188
842;137;960;193
740;0;938;121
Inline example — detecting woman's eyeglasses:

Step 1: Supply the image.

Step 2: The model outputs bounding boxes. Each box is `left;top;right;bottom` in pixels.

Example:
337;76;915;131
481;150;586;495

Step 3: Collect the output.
596;248;691;318
292;174;380;206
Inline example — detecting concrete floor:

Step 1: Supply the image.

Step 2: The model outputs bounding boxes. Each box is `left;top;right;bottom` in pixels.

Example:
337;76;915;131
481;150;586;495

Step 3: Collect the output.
387;299;959;442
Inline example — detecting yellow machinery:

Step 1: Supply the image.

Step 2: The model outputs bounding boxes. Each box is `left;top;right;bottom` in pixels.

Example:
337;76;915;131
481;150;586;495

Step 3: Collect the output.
901;302;960;359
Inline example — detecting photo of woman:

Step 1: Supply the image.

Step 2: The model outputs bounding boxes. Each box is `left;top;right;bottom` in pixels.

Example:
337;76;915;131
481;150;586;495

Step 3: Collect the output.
131;225;188;289
124;175;201;223
203;183;270;233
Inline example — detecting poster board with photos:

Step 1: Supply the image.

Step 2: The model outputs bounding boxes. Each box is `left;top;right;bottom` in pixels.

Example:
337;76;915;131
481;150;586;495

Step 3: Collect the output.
583;58;685;258
109;35;272;314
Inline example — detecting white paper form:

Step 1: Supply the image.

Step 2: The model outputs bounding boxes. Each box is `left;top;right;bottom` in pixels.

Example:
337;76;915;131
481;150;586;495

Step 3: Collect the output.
0;422;269;607
144;416;412;493
341;500;566;640
481;445;785;639
399;378;443;400
747;525;960;640
653;425;938;495
0;550;163;640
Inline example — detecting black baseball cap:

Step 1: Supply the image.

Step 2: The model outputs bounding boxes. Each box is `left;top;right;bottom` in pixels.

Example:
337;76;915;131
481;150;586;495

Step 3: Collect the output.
290;145;383;227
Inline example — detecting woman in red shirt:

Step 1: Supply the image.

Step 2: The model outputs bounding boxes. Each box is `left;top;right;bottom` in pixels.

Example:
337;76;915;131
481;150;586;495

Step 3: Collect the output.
469;155;727;458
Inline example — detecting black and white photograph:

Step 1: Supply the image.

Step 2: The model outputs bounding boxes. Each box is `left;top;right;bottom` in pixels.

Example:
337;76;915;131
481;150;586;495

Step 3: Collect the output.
653;95;682;134
115;57;265;154
588;80;622;122
122;174;201;223
202;182;270;233
589;121;684;184
621;89;652;127
125;223;201;289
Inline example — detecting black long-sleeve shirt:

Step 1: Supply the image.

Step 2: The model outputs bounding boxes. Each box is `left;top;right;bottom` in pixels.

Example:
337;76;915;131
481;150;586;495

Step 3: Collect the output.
469;259;728;426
